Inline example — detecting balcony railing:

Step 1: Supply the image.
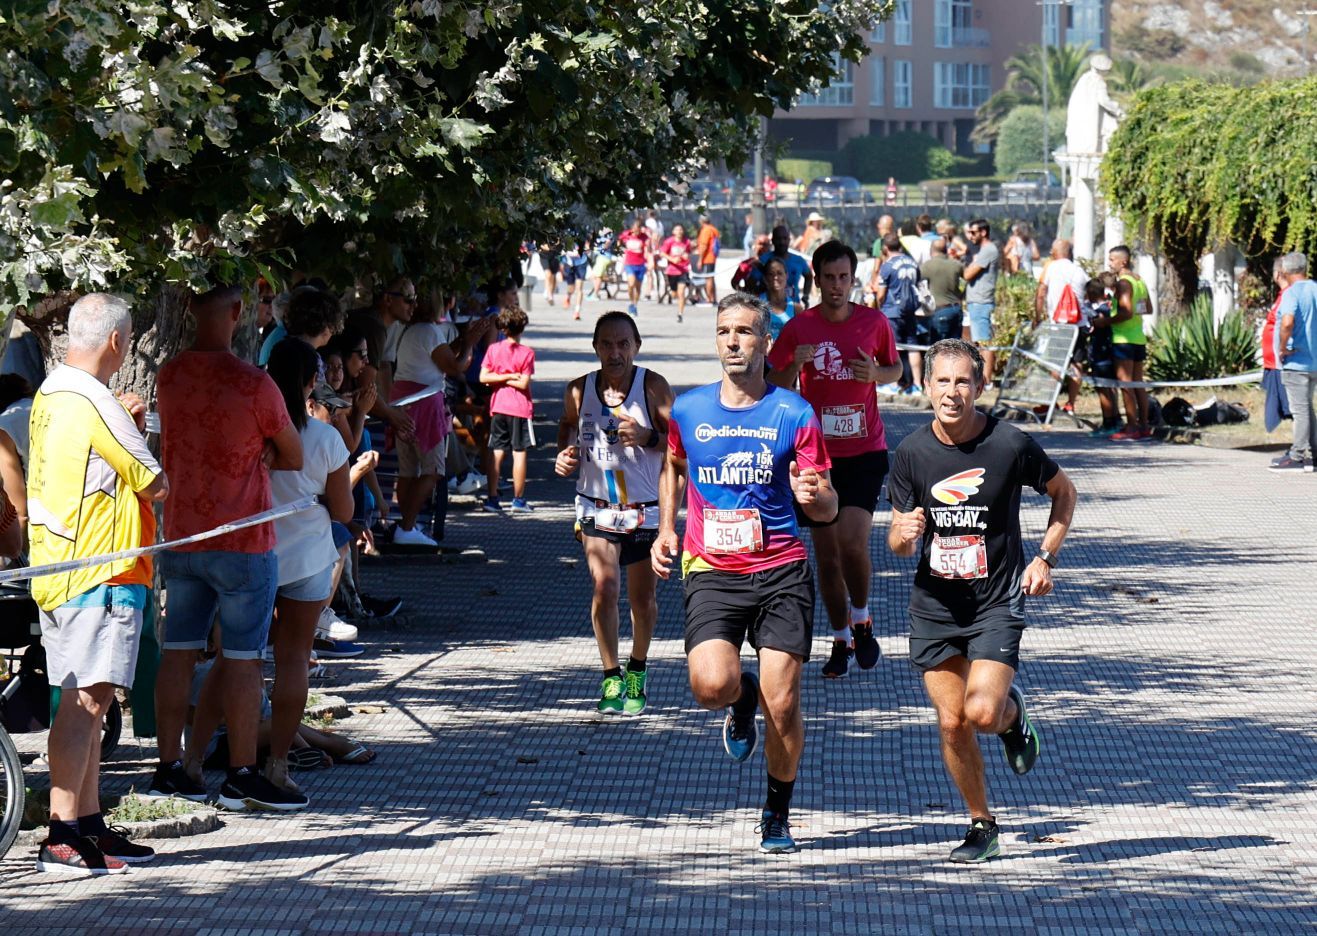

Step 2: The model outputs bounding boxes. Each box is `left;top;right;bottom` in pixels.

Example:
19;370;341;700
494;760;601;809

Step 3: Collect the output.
949;26;991;48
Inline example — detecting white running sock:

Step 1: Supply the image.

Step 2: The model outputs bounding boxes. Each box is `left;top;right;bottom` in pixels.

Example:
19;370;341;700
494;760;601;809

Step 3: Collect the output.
833;625;853;644
849;605;870;625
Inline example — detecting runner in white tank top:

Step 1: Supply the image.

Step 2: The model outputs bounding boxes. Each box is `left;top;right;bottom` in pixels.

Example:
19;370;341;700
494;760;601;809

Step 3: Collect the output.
555;312;674;716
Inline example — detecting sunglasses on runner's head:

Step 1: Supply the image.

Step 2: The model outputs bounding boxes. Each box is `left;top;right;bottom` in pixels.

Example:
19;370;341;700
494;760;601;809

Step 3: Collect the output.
386;290;417;304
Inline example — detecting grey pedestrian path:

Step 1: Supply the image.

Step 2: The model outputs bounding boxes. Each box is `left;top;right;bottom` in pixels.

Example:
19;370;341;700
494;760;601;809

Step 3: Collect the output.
3;290;1316;933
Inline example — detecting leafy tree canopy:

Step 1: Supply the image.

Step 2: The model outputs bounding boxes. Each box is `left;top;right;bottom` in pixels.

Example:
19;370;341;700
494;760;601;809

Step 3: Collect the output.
0;0;879;305
1102;77;1317;265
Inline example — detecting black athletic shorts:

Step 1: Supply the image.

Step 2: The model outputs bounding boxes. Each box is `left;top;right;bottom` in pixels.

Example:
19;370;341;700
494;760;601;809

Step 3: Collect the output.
578;519;657;567
489;414;532;452
907;613;1025;672
797;449;888;528
684;560;814;661
667;272;691;291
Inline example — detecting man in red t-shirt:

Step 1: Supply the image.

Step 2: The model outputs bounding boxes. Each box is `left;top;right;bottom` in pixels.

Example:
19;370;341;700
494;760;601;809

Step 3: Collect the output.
767;240;903;678
153;285;307;812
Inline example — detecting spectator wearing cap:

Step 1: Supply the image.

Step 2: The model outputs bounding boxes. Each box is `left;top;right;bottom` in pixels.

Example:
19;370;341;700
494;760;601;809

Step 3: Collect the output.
27;294;168;873
153;284;307;812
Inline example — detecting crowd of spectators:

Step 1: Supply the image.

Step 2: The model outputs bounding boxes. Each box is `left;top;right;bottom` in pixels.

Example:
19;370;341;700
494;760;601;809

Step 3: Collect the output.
5;271;537;873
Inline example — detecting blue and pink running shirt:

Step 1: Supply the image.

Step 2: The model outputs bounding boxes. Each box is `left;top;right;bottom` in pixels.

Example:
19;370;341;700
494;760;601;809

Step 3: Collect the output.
669;382;830;576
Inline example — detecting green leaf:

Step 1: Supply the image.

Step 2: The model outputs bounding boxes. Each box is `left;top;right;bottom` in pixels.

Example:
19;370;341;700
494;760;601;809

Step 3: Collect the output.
30;190;86;230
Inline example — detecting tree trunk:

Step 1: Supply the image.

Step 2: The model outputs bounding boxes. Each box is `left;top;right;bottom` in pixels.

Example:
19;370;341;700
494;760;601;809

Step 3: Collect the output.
1158;233;1203;315
17;286;260;405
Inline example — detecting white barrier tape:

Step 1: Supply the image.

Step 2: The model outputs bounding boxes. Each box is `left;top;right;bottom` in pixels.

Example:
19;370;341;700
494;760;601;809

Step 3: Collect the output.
0;497;320;585
390;382;445;408
1082;370;1263;390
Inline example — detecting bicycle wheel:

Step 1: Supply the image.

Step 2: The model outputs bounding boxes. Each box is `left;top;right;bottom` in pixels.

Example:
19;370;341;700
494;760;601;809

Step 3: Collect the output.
100;696;122;762
0;726;24;859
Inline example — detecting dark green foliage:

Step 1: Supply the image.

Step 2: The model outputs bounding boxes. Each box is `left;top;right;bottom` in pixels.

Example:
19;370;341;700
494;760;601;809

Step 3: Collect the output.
843;132;956;184
1146;295;1259;382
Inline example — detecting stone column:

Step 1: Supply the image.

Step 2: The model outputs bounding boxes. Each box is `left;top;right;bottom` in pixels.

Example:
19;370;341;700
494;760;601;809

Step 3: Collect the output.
1073;177;1096;262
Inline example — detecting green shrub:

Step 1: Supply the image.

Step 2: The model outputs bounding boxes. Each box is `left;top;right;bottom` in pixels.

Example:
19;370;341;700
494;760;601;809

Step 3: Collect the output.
843;132;957;184
776;158;833;182
1146;294;1258;382
991;274;1039;375
994;106;1066;178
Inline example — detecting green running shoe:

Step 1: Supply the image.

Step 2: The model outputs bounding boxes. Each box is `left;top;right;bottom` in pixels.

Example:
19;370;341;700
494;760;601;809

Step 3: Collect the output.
622;668;648;715
949;818;1000;863
998;683;1040;775
597;674;625;715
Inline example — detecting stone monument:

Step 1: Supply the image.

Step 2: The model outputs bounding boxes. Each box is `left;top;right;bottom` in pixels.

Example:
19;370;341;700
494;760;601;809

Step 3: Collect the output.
1056;54;1124;262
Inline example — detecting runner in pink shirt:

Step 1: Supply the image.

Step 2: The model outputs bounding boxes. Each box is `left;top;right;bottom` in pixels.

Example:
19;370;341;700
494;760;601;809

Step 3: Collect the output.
660;224;694;323
619;217;651;316
766;240;903;678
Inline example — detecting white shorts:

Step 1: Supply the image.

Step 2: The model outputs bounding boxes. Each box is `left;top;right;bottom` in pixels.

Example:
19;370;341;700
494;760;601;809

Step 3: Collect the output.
39;584;146;689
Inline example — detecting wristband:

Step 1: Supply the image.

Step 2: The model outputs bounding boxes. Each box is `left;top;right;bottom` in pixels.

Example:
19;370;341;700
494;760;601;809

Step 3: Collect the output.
1036;547;1058;568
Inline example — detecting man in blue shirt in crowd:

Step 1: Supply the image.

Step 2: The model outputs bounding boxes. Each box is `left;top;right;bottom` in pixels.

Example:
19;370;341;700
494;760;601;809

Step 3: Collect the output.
873;233;921;394
1274;251;1317;472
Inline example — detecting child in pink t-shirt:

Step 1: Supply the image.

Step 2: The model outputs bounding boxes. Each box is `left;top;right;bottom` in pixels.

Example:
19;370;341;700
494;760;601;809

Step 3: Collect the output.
479;306;536;513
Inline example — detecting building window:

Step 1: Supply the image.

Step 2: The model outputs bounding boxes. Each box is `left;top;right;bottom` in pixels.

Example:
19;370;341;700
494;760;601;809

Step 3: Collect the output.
1042;0;1061;46
893;59;912;108
934;0;975;48
870;57;885;106
871;19;886;43
799;53;854;107
933;62;990;109
1066;0;1104;49
894;0;912;46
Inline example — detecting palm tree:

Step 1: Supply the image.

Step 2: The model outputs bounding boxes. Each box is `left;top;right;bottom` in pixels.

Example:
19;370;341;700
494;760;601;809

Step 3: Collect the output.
1107;57;1156;97
972;43;1092;146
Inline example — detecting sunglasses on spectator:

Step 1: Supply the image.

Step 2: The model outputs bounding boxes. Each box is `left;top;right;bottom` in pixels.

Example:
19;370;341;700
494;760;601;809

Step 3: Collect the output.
351;346;369;358
258;296;273;305
386;291;417;304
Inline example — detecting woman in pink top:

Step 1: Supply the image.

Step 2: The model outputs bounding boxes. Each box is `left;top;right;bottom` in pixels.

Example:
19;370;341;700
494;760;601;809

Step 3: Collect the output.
660;224;694;323
479;306;536;513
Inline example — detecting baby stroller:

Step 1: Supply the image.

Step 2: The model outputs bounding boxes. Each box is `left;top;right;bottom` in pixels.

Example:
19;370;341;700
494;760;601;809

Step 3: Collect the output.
0;575;122;858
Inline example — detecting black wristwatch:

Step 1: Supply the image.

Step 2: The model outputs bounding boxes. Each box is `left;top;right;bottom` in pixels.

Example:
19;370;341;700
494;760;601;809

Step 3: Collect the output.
1036;547;1058;568
643;427;661;449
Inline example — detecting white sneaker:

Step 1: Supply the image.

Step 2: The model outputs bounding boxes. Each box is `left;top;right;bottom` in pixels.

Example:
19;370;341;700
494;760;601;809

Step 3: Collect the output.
393;526;438;547
315;607;358;642
877;382;901;396
451;473;482;496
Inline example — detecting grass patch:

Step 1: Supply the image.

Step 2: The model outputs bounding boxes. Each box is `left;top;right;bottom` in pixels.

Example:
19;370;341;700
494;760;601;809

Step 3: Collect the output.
107;792;205;824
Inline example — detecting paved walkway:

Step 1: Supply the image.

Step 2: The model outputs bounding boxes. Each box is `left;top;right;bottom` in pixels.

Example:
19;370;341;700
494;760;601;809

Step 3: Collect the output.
3;289;1316;933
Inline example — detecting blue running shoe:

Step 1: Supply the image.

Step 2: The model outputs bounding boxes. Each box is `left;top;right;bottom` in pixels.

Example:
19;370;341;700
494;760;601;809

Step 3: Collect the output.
627;303;638;316
722;673;759;762
756;810;796;854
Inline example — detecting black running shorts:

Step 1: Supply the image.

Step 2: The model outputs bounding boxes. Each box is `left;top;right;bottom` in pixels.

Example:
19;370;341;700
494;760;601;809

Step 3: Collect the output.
907;614;1025;672
578;519;658;567
683;560;814;661
489;414;532;452
797;449;888;528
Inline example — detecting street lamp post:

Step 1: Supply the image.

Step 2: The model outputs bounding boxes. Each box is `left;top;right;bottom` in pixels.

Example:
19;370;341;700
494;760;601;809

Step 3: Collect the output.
1038;0;1073;176
752;115;768;243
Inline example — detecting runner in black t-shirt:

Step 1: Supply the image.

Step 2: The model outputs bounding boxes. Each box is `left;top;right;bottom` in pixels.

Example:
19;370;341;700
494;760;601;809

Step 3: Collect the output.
887;338;1076;863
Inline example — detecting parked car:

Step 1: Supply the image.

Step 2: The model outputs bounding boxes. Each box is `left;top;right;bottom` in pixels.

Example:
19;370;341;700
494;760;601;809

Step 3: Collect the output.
1001;169;1062;202
804;175;866;203
686;178;727;205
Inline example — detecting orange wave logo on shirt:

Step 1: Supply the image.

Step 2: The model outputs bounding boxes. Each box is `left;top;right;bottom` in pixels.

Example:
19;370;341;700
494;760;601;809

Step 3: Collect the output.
931;468;985;505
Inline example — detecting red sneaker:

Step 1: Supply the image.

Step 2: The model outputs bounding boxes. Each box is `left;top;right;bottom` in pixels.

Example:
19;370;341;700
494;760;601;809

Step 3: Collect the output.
1110;428;1142;442
35;837;129;876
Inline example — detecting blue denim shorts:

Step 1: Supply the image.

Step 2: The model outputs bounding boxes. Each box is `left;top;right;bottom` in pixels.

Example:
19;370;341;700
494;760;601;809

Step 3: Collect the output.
277;563;335;603
966;303;995;342
159;549;277;660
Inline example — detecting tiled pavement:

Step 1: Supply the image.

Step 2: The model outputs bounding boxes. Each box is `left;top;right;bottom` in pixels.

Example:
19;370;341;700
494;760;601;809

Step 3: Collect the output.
3;283;1316;933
